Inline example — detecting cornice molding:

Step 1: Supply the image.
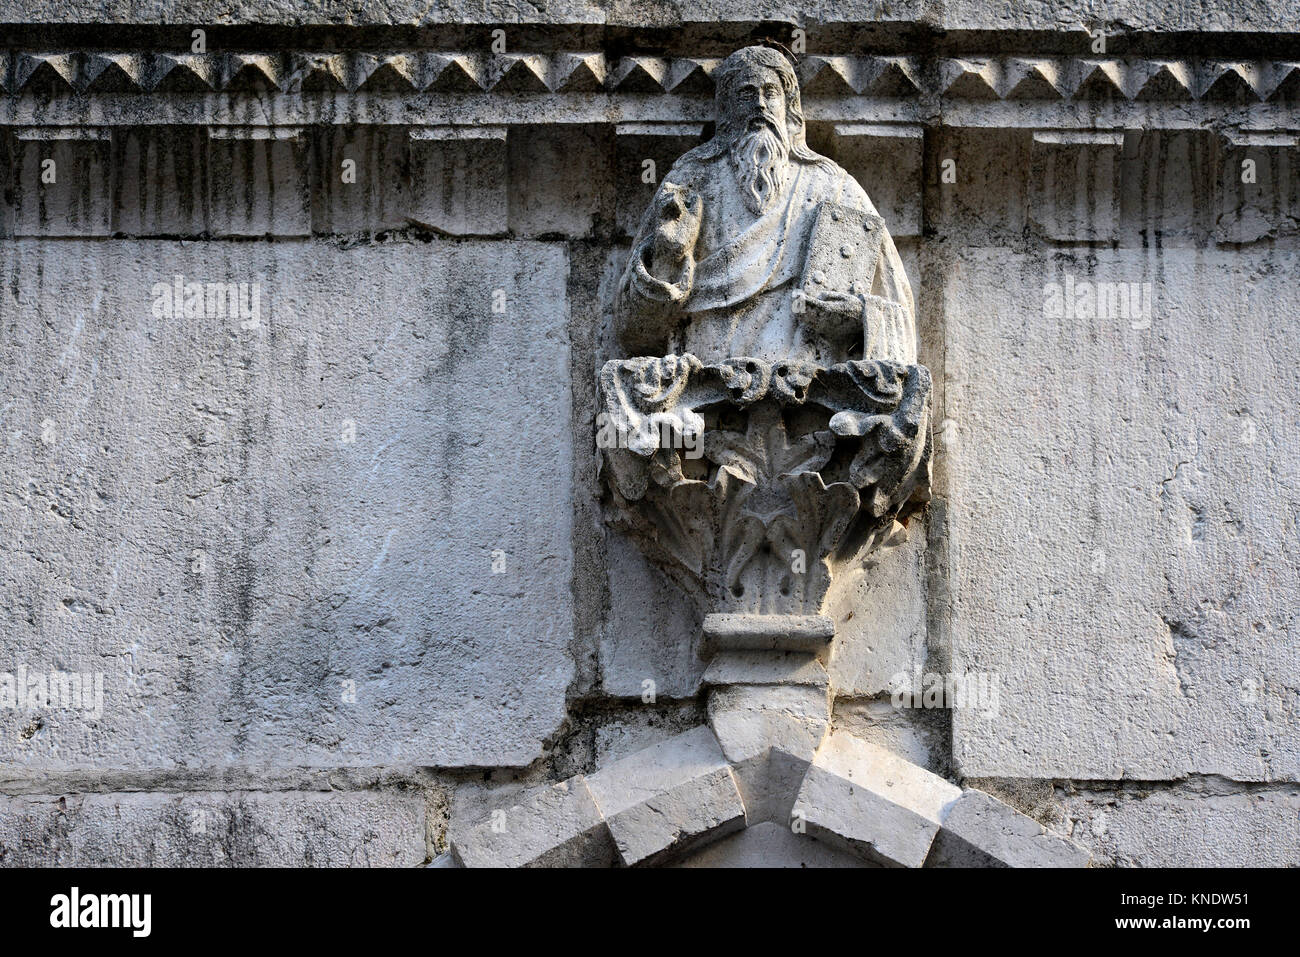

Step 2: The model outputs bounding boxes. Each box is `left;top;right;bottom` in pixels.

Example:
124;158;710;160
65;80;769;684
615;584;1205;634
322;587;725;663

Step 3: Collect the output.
3;51;1298;102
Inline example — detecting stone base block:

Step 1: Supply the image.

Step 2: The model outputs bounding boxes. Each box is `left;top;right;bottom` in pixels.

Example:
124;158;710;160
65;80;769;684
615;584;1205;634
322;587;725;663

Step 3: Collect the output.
451;778;616;869
586;726;745;866
0;791;425;867
702;651;828;687
709;684;831;825
793;730;961;867
926;789;1090;868
702;614;835;653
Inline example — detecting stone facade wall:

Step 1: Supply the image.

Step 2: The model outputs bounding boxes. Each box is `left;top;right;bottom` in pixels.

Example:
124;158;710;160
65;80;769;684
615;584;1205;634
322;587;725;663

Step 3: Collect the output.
1;1;1297;866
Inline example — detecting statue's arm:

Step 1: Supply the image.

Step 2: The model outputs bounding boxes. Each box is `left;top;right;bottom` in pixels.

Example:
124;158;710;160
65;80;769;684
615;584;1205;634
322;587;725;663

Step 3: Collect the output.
862;230;918;365
616;179;702;355
841;177;918;364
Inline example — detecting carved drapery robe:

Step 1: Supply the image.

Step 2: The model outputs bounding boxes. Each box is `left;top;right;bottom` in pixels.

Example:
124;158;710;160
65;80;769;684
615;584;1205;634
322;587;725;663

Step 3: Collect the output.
617;144;917;366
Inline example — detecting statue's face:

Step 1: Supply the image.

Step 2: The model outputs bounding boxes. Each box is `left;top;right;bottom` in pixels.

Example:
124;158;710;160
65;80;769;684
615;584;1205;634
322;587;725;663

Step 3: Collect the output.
731;66;787;139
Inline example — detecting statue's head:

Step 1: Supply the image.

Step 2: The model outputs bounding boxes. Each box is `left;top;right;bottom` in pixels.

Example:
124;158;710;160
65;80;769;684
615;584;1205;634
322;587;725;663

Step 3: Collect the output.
713;46;818;214
714;46;807;155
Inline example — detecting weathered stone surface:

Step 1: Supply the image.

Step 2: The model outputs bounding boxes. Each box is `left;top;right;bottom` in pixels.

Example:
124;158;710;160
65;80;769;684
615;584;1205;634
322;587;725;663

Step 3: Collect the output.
1215;133;1300;245
311;126;412;235
709;684;831;824
207;131;311;237
598;532;704;699
0;791;425;867
703;615;836;653
709;684;829;766
926;788;1089;868
936;0;1300;33
1061;785;1300;867
5;0;1293;33
585;726;745;866
945;248;1300;780
408;127;507;236
451;778;616;869
593;706;707;766
673;820;872;868
702;650;828;687
793;730;961;867
831;697;951;776
10;133;113;237
510;125;608;239
1030;131;1123;243
0;239;574;769
824;518;928;696
113;127;212;237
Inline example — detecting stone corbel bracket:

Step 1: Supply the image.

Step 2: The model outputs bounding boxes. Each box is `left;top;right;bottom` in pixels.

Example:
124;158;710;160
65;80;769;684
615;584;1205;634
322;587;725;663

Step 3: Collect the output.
597;353;932;626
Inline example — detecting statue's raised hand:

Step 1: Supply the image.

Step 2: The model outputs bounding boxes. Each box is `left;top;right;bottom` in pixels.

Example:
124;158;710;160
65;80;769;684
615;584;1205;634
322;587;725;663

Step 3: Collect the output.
651;182;703;269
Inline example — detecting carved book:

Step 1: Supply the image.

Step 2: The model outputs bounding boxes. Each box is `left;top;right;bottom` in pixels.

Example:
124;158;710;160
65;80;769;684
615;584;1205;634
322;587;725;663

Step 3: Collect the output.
799;201;886;298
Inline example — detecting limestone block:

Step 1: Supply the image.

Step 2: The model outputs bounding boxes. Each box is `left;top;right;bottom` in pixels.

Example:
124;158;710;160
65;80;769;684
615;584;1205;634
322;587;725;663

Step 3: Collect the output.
932;128;1030;241
113;127;211;237
702;614;835;654
793;731;961;867
1118;131;1215;247
702;651;828;688
10;128;113;237
673;820;872;868
207;128;310;237
926;788;1090;868
311;126;412;234
945;248;1300;780
831;698;950;775
1061;786;1300;867
451;778;616;869
585;726;745;866
934;0;1300;33
408;126;507;236
593;707;706;766
709;685;829;767
508;125;607;238
0;240;574;769
613;123;706;239
1214;132;1300;244
1030;131;1123;242
824;518;928;697
0;791;425;867
831;123;923;238
598;532;704;699
709;684;830;825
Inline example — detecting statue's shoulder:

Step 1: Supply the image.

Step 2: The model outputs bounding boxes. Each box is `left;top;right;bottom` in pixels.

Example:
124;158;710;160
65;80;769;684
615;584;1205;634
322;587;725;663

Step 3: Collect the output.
662;141;726;186
797;149;851;184
798;151;875;211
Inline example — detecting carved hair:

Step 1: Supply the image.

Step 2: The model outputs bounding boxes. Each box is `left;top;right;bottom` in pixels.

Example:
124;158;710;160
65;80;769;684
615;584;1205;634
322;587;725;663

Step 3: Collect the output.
709;45;825;164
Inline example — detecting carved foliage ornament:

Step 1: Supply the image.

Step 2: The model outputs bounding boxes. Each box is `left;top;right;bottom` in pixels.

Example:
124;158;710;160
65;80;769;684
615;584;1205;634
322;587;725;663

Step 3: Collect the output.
599;354;930;617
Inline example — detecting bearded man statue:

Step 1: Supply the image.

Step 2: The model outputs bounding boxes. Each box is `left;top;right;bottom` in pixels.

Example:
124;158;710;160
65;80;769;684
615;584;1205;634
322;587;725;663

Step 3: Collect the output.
616;45;917;367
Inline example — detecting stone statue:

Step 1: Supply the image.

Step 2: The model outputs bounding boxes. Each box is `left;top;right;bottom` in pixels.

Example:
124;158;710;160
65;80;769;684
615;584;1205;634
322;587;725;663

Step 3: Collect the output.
600;44;932;661
617;45;916;366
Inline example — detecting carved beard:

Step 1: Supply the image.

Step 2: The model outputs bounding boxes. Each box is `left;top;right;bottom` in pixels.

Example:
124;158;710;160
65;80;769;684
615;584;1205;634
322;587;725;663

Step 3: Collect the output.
729;122;791;215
